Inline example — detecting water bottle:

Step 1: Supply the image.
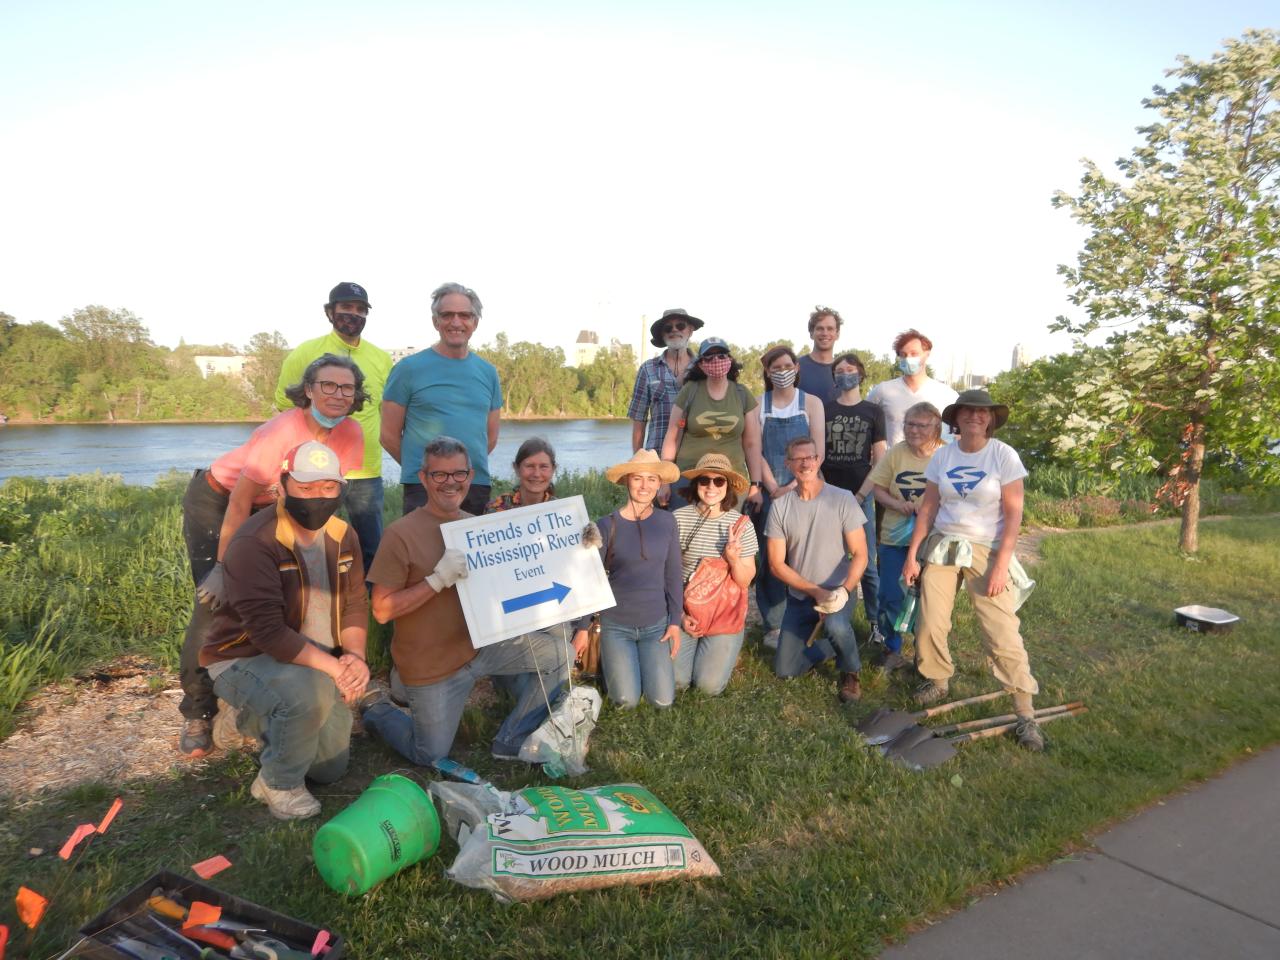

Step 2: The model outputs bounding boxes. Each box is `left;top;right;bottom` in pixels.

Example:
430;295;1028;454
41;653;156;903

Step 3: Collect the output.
894;578;919;635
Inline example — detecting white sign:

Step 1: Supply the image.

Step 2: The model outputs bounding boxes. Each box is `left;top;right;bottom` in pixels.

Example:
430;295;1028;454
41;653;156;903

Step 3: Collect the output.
441;495;616;648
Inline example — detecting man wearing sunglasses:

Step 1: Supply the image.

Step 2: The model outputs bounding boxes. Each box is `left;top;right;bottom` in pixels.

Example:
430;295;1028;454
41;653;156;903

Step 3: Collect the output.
361;436;567;766
382;282;503;516
628;308;704;457
275;282;392;575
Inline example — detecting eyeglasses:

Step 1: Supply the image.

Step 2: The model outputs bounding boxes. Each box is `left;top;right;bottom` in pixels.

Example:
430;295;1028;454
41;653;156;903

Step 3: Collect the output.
437;311;476;322
786;454;819;464
426;469;470;483
662;321;688;334
904;420;935;431
695;475;728;488
314;380;356;397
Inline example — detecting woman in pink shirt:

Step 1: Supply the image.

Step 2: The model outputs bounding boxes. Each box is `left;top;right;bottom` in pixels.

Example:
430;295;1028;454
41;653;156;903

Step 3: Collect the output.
177;353;367;756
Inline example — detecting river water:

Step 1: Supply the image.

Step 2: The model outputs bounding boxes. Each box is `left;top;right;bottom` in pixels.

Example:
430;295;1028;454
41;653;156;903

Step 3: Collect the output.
0;420;635;486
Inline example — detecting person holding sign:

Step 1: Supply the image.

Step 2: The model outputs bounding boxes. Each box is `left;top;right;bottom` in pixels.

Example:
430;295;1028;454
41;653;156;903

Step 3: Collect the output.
672;454;759;696
361;437;568;763
573;450;684;708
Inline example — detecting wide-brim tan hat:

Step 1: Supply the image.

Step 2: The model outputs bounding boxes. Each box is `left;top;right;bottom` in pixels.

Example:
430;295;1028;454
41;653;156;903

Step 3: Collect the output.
942;389;1009;432
605;448;681;484
680;452;749;494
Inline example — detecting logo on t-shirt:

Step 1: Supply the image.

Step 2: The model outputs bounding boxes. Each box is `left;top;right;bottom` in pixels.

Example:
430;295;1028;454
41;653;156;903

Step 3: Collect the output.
696;410;741;440
946;466;987;498
895;470;926;500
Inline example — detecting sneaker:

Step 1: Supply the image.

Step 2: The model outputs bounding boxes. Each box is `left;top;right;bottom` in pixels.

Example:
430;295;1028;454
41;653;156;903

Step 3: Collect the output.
912;679;950;706
838;671;862;703
762;629;780;651
179;717;212;757
1015;717;1045;752
869;626;887;649
250;773;321;820
881;651;909;672
491;743;527;762
358;682;391;717
212;700;254;752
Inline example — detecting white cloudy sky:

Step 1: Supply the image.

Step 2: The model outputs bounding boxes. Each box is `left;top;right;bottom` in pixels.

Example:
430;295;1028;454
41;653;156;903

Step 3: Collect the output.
1;1;1272;377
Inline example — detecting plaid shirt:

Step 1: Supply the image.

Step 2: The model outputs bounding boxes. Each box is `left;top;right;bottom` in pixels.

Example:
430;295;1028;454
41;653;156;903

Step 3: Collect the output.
627;352;692;451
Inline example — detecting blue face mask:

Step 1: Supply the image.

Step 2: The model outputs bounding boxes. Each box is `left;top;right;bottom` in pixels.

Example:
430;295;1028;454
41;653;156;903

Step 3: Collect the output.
898;356;924;376
833;372;861;391
310;405;347;429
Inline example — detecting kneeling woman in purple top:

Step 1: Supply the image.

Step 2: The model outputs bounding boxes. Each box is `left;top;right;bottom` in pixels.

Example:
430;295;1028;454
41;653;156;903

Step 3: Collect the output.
573;449;684;708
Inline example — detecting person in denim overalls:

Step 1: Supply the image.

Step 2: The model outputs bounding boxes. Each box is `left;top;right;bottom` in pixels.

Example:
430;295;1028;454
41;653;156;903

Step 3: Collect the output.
750;346;826;648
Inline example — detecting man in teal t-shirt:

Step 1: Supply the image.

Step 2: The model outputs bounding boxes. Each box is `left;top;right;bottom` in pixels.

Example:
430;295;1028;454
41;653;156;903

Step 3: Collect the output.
275;282;392;572
381;282;503;516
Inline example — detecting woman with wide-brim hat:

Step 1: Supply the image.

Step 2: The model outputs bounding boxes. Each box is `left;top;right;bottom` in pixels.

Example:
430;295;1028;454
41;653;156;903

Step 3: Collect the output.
902;389;1044;751
572;449;684;708
672;453;759;695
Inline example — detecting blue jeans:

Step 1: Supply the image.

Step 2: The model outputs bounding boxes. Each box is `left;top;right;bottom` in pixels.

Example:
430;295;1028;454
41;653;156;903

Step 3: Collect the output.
212;655;351;789
859;494;880;627
774;593;861;678
674;629;744;696
751;493;787;635
341;477;385;576
600;618;676;708
876;543;908;653
363;631;567;763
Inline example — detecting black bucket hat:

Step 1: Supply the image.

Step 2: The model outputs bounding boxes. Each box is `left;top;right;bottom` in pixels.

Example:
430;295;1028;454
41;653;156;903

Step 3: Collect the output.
942;389;1009;432
649;308;704;347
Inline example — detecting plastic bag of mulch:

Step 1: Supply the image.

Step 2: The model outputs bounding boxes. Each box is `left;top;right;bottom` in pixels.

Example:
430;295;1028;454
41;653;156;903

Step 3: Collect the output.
432;782;720;902
517;686;602;776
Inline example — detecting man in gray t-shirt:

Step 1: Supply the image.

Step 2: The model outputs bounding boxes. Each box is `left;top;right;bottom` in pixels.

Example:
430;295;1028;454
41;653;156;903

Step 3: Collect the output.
764;436;869;700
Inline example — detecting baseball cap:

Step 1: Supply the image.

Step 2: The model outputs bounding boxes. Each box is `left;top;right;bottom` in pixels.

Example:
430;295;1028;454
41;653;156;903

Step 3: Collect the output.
327;282;371;308
282;441;346;484
697;337;731;358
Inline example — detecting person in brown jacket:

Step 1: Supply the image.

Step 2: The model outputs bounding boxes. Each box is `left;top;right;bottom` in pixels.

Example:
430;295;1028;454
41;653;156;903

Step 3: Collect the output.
200;441;370;820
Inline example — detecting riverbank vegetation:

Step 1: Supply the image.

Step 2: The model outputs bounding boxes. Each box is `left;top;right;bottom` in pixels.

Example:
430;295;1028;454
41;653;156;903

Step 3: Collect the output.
1;483;1277;956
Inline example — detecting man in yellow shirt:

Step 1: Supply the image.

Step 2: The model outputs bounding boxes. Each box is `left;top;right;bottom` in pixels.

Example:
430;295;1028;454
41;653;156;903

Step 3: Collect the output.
276;282;392;573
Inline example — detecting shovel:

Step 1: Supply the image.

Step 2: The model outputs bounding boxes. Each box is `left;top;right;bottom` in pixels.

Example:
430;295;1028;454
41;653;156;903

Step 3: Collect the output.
880;701;1084;759
856;690;1008;746
891;705;1089;770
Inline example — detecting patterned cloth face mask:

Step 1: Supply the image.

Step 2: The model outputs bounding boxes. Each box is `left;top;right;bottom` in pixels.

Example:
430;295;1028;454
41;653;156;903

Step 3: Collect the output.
769;368;797;388
833;372;861;391
701;355;732;378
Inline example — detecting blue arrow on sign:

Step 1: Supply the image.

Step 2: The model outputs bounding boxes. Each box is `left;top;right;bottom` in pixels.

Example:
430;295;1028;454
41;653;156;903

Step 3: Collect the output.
501;581;572;614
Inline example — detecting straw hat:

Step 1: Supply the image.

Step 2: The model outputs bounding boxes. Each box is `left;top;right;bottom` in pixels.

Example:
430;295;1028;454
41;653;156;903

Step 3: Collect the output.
604;448;680;484
680;452;749;494
941;389;1010;432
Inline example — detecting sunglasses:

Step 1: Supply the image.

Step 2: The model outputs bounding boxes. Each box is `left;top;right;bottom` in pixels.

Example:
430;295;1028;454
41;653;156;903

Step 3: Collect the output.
662;321;689;334
701;352;730;362
695;475;728;488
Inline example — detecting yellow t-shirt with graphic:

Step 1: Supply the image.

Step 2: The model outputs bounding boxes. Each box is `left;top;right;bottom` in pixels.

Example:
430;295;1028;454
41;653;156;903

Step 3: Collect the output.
867;441;938;545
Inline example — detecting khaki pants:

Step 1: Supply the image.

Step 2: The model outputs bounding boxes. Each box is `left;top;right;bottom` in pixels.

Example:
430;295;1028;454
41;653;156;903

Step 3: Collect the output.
915;535;1039;696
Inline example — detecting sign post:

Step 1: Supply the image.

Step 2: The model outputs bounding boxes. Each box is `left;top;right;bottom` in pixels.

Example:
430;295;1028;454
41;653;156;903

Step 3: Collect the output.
441;495;615;648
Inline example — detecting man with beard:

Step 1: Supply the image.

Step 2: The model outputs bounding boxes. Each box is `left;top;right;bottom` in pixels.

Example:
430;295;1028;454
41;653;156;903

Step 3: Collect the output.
276;282;392;572
628;308;703;454
199;441;370;820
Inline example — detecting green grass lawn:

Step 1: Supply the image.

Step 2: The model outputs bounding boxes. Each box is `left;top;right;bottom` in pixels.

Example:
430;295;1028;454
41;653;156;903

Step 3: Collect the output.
1;506;1277;957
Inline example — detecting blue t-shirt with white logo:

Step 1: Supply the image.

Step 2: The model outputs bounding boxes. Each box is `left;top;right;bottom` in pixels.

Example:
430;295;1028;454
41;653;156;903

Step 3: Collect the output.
924;438;1027;545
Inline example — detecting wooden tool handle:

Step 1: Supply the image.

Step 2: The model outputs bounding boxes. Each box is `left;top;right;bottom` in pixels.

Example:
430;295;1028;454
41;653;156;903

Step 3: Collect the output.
918;690;1006;718
953;706;1088;743
933;701;1085;736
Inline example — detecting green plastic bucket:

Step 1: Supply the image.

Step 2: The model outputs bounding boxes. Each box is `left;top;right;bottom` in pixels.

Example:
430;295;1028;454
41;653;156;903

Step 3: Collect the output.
312;774;440;896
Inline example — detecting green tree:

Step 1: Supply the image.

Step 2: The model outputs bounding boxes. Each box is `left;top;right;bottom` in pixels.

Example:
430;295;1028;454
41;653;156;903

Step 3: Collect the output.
59;305;162;383
244;331;290;408
0;322;77;417
0;312;16;354
1052;29;1280;552
579;345;639;416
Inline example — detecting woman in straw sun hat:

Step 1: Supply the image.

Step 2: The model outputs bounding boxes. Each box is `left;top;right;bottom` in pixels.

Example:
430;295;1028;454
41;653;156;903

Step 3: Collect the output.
672;453;759;696
572;449;684;708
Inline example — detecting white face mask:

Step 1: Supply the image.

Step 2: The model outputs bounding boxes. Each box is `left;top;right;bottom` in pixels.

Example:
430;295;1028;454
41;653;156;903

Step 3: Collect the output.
665;335;689;351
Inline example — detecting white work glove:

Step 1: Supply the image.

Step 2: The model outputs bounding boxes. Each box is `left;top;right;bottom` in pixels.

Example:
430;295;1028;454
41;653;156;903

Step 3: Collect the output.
581;521;603;549
426;548;468;593
196;562;228;610
814;586;849;615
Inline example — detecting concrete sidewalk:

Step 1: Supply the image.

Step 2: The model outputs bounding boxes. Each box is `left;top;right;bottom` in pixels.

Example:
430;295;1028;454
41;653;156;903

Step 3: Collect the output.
881;746;1280;959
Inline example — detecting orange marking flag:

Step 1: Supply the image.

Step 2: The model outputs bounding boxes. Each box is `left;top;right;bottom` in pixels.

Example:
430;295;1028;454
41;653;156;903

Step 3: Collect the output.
96;797;123;834
0;921;9;960
191;854;233;879
182;901;222;931
58;823;98;860
16;887;48;930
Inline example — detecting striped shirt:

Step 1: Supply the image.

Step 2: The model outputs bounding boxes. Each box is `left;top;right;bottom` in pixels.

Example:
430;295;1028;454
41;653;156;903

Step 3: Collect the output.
672;506;759;583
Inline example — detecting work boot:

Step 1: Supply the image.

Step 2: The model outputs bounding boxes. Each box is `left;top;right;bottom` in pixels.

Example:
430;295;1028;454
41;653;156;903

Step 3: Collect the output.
212;700;254;752
250;773;321;821
1015;717;1045;752
881;651;909;672
838;671;862;703
869;626;887;649
358;682;391;717
179;717;212;757
912;679;950;706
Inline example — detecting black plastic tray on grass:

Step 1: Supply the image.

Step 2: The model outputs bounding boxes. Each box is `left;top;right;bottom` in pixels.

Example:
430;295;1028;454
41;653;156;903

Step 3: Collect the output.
74;868;345;958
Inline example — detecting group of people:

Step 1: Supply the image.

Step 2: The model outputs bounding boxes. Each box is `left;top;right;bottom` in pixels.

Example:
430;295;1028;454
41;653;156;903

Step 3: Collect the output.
173;285;1046;821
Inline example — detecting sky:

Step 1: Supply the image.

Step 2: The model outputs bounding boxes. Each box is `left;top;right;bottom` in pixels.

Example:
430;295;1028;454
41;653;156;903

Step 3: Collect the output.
1;1;1273;378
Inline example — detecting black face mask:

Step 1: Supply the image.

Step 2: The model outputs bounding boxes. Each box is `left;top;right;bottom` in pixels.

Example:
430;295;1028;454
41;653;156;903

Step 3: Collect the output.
330;311;367;338
284;494;343;531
